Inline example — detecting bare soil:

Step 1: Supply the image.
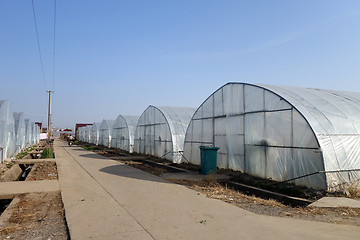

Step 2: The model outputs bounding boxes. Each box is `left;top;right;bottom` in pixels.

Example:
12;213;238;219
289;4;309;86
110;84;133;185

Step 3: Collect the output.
172;179;360;226
0;191;68;240
0;162;14;179
124;160;168;176
26;162;58;181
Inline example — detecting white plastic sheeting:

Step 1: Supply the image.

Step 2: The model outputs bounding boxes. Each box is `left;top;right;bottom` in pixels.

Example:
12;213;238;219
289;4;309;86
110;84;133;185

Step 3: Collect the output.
134;106;196;163
184;83;360;191
0;100;16;161
84;125;92;143
13;112;26;153
259;84;360;191
25;119;32;148
78;127;86;142
34;124;40;144
90;122;101;145
111;115;139;153
99;120;115;148
30;123;38;145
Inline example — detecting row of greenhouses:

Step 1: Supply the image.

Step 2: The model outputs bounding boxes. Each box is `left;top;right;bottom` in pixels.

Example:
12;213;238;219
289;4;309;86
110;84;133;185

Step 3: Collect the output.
0;100;40;163
77;82;360;192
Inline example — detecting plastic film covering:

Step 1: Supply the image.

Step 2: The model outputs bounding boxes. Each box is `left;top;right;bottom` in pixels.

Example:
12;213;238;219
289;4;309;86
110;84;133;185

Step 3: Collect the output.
134;106;196;163
33;124;40;144
260;84;360;191
30;123;37;145
90;123;101;145
184;83;327;190
79;127;86;142
99;120;114;148
13;112;26;153
111;115;139;152
24;119;32;148
84;125;92;143
0;100;16;160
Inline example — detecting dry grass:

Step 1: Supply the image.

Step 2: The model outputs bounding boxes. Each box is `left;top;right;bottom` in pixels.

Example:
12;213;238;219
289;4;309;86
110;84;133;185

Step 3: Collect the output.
0;192;68;239
0;225;22;235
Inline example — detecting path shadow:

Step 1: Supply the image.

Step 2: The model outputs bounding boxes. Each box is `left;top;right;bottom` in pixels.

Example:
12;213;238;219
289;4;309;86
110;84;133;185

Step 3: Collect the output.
99;164;168;184
69;148;88;151
79;154;109;160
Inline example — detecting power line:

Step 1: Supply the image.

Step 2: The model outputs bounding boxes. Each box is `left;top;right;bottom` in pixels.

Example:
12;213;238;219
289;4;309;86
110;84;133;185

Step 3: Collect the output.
31;0;47;91
52;0;57;91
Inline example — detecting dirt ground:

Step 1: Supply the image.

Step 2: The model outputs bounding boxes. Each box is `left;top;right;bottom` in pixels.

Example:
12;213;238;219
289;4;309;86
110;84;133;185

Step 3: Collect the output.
0;191;68;240
26;162;58;181
0;162;14;179
171;179;360;226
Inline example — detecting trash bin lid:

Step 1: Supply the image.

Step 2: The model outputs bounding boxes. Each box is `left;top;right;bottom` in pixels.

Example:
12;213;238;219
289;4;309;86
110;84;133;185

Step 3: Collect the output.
199;146;219;150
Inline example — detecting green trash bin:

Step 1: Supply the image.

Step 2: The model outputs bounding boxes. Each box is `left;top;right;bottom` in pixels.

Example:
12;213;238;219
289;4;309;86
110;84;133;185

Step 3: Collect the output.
199;146;219;175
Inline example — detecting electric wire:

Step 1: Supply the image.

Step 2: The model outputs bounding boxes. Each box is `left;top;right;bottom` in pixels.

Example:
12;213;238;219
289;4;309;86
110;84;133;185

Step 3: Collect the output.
31;0;47;91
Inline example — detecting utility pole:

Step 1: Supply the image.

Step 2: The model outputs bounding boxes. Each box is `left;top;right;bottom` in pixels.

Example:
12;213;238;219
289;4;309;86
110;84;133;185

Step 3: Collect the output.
47;90;54;140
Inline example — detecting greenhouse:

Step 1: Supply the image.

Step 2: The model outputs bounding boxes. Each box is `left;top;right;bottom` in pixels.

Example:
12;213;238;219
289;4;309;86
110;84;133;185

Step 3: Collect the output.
134;106;196;163
14;112;26;153
90;122;101;145
30;123;39;145
34;124;40;144
183;82;360;191
0;100;16;161
24;119;32;148
37;125;40;143
84;125;92;143
111;115;139;152
78;126;86;142
99;120;115;148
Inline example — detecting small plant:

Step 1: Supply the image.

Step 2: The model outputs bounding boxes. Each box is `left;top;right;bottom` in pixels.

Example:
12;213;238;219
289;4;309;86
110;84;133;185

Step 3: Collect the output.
41;147;54;159
82;146;95;151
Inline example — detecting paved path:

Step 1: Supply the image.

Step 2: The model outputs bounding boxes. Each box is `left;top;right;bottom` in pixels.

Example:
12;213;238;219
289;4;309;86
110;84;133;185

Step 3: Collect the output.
55;140;360;240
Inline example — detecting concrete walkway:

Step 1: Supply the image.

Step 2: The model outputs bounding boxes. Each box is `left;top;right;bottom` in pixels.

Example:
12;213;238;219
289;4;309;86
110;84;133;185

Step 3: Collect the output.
310;197;360;208
0;180;59;196
55;140;360;240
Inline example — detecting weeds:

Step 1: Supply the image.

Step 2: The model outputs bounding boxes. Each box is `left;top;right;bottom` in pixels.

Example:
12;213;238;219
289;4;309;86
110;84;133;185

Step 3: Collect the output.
82;146;95;151
41;147;54;159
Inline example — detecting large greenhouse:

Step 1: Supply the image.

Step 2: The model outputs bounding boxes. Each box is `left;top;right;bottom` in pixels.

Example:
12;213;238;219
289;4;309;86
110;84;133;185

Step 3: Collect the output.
99;120;115;148
111;115;139;153
24;119;32;148
14;112;26;154
0;100;16;161
90;122;101;145
134;106;196;163
79;126;86;142
183;83;360;191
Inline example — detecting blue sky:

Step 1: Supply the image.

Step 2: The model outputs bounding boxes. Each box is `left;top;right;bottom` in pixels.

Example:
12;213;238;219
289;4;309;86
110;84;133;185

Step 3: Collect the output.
1;0;360;128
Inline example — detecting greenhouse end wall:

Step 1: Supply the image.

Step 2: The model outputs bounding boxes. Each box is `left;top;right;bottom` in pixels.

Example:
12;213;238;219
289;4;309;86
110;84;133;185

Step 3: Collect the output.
99;120;115;148
90;122;101;145
13;112;26;154
111;115;139;153
0;100;16;160
183;83;328;190
134;106;196;163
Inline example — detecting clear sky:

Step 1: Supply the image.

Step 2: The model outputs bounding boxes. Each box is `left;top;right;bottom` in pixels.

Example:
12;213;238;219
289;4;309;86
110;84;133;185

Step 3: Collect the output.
1;0;360;129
